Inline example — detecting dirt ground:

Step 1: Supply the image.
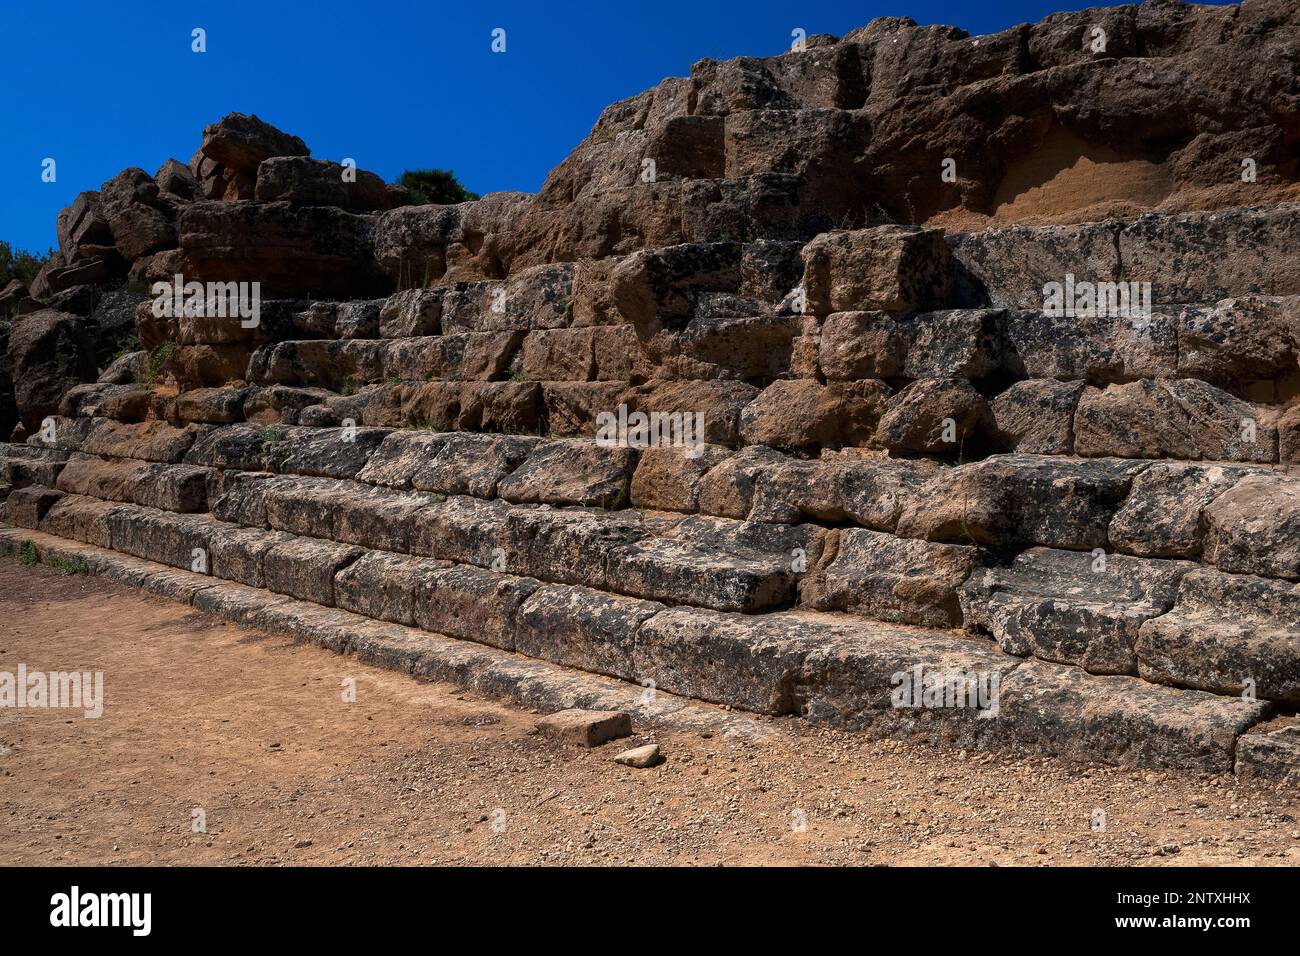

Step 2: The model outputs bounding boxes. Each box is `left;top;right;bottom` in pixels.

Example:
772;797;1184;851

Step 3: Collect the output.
0;557;1296;867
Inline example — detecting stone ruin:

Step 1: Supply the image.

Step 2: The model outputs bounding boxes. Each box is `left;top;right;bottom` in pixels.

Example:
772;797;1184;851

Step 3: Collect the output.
2;0;1298;780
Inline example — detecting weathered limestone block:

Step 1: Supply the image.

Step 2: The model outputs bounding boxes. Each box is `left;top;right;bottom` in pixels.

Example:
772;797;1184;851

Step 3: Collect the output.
175;387;247;425
496;439;636;508
1074;379;1276;462
1118;205;1300;305
331;483;443;554
412;564;540;650
1137;568;1300;703
1002;310;1178;383
990;379;1084;454
379;335;465;382
896;454;1146;550
441;264;575;333
37;495;120;548
1173;297;1300;391
667;313;804;380
6;310;99;430
739;379;890;451
621;379;759;447
610;242;741;337
961;547;1194;675
946;221;1119;311
629;444;731;513
501;505;653;592
542;382;629;438
748;455;935;531
107;506;217;569
334;551;448;627
696;445;787;519
82;419;204;464
262;536;362;606
995;659;1269;772
261;426;390;479
378;289;443;338
333;299;384;339
5;486;64;528
59;383;151;422
521;327;595;381
606;515;814;612
254;156;398;212
802;528;981;627
412;433;539;497
456;381;543;434
817;310;906;383
801;226;954;315
1204;473;1300;580
515;584;665;680
412;495;513;567
874;379;994;455
209;526;292;588
1108;462;1250;559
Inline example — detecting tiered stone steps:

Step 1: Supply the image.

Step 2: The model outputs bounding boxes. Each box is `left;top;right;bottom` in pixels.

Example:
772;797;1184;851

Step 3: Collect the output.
5;411;1297;776
8;206;1299;780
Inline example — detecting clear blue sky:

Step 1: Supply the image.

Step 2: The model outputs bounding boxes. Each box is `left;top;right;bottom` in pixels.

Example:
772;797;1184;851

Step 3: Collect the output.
2;0;1222;253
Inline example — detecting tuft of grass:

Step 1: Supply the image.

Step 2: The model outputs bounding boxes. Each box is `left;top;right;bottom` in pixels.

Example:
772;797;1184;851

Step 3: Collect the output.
257;425;287;443
47;555;89;575
18;540;38;567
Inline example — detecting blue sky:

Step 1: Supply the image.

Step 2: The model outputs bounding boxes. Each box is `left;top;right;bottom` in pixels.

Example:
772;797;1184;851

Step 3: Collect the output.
2;0;1225;253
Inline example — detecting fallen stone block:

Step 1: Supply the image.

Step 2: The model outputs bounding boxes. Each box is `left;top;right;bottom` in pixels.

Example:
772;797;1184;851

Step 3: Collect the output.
1235;718;1300;783
535;709;633;748
613;743;662;768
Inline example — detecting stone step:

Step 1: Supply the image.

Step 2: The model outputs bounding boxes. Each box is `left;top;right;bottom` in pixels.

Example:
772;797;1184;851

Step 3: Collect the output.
959;547;1196;675
1137;569;1300;704
0;527;761;741
0;525;1274;773
0;442;69;488
34;420;1300;590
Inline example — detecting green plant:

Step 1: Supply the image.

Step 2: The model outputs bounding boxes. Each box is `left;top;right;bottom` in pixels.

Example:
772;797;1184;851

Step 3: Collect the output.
396;169;479;206
257;425;287;443
18;540;38;567
0;241;53;288
47;555;89;575
141;341;178;386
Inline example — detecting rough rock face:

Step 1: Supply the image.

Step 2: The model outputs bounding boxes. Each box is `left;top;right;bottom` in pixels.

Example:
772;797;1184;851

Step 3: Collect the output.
5;311;99;430
4;1;1300;779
